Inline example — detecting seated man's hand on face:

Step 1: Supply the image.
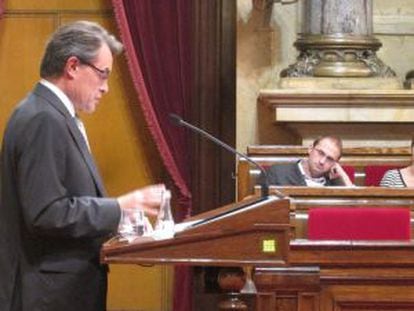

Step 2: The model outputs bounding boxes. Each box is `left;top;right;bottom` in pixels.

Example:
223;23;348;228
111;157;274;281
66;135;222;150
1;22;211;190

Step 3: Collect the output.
328;163;354;186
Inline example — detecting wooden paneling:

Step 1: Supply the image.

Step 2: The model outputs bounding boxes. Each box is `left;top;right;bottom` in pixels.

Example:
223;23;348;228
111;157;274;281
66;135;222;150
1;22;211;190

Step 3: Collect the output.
108;265;172;311
192;0;236;214
0;16;55;140
5;0;111;11
255;241;414;311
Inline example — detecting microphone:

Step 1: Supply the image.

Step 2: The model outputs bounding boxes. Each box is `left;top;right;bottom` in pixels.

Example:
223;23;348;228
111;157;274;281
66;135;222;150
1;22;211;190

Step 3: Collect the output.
169;113;283;198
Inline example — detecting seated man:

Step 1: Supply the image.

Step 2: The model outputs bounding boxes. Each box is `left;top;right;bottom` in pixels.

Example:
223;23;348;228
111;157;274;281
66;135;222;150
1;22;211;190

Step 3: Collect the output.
261;135;353;187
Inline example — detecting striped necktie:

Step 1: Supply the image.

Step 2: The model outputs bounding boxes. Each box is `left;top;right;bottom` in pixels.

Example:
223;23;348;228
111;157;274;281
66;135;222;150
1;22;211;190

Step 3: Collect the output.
74;116;90;150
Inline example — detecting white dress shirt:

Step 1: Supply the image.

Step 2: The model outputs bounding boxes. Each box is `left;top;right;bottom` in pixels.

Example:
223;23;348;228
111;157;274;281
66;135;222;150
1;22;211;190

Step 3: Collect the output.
39;79;90;150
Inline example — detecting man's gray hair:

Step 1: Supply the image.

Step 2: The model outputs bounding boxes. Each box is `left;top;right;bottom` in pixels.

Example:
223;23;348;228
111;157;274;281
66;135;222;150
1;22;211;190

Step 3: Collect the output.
40;20;123;78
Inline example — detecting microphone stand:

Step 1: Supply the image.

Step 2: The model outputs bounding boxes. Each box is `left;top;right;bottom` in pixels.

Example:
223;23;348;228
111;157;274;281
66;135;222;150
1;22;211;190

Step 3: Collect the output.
169;114;284;199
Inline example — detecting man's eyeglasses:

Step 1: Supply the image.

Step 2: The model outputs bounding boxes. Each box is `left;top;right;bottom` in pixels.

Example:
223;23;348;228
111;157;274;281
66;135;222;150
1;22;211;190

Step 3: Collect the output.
313;147;337;164
78;58;110;80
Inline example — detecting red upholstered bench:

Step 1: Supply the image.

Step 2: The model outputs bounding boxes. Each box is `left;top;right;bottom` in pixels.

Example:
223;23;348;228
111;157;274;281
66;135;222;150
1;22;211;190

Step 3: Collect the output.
308;207;411;240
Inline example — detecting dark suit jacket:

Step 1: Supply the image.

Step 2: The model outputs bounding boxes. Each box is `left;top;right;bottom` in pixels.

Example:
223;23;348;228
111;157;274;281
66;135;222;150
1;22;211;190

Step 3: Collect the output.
262;162;343;186
0;83;121;311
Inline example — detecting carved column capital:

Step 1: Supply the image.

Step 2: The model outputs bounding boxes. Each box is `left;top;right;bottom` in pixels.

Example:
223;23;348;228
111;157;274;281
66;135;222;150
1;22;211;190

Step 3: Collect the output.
282;0;395;78
253;0;297;11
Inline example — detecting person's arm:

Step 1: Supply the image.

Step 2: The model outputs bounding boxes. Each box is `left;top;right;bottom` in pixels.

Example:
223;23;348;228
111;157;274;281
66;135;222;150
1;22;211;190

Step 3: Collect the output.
328;163;354;186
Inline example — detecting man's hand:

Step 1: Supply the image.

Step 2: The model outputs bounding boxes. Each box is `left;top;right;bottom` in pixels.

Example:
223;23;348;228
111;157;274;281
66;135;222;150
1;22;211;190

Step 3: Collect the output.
117;184;166;217
329;163;354;186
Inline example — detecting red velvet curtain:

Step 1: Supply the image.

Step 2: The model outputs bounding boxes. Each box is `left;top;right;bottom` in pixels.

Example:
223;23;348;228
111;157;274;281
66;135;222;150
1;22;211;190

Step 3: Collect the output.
111;1;193;310
111;0;192;218
0;0;5;17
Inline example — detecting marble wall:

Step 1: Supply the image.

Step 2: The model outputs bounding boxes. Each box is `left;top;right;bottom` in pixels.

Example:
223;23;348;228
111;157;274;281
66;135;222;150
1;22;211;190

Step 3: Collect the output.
236;0;414;150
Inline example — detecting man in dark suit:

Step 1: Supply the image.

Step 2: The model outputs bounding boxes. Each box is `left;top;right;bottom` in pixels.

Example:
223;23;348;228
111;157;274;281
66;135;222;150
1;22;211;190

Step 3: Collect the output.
0;21;165;311
263;136;353;187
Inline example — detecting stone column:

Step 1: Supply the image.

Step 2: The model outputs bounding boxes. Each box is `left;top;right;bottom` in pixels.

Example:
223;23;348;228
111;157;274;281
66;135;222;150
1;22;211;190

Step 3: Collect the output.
282;0;395;77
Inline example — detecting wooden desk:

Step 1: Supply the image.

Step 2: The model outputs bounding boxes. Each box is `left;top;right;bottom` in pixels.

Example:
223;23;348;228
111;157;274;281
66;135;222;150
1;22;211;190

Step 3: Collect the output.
191;187;414;310
101;196;291;267
251;188;414;310
260;186;414;238
263;186;414;209
254;239;414;311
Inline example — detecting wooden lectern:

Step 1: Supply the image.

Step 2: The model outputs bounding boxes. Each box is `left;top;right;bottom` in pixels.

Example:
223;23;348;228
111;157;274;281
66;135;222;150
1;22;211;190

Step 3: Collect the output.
101;196;291;267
